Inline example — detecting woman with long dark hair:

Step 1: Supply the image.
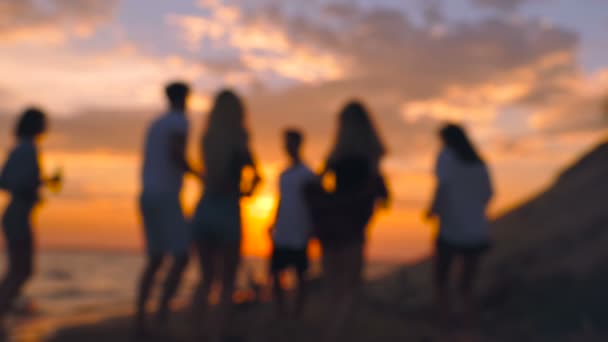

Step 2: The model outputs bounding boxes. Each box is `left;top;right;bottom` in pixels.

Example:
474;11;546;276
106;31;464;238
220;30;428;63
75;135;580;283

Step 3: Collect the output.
308;101;389;342
190;90;261;342
427;123;493;328
0;108;61;330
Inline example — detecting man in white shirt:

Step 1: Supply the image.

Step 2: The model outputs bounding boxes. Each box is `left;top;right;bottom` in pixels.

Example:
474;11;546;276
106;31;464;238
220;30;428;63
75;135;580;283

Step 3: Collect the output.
269;130;316;317
136;82;197;336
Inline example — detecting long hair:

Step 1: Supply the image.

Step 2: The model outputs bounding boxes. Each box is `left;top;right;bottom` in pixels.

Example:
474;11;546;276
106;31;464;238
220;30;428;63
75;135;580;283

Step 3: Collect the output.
440;123;483;164
202;89;248;174
327;101;386;166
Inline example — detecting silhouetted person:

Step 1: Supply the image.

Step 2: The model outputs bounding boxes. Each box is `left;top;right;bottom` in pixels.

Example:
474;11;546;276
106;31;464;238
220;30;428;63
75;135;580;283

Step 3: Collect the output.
426;123;493;329
307;101;389;342
269;130;315;318
0;108;61;331
136;82;197;336
190;90;261;342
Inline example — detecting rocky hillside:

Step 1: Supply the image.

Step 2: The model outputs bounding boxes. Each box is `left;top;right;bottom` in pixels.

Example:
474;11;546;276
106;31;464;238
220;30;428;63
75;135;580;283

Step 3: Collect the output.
370;141;608;340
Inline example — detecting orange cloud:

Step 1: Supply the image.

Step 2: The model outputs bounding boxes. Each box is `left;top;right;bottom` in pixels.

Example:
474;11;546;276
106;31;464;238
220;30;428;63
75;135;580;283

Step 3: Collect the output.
0;0;118;45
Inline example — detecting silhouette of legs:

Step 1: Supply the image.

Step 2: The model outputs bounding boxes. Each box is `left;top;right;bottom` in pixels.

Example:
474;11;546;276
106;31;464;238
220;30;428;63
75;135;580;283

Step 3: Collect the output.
460;253;481;327
191;242;216;322
270;248;309;318
135;254;164;336
434;245;454;328
215;244;240;342
191;240;240;342
0;238;33;321
157;254;189;325
294;269;308;318
271;272;287;318
322;242;363;342
271;269;308;318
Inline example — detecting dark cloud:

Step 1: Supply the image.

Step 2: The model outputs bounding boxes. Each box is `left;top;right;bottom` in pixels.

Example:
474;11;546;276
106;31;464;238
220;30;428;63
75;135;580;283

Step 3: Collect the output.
201;56;249;75
229;2;581;160
241;3;577;97
471;0;551;11
0;1;589;165
421;0;445;25
515;55;580;107
471;0;528;11
536;96;607;135
321;3;361;22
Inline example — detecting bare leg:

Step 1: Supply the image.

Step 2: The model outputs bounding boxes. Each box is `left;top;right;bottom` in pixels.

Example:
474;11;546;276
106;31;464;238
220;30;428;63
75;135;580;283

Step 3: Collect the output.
191;242;217;319
211;243;240;342
135;254;164;336
295;270;308;318
0;239;34;320
272;272;287;318
323;243;363;342
322;247;341;328
461;254;481;328
157;254;189;325
434;245;453;329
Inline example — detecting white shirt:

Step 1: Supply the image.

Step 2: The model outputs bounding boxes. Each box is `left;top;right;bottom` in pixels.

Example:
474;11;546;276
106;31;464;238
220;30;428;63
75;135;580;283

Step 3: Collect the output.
434;147;493;245
272;163;316;249
141;111;188;195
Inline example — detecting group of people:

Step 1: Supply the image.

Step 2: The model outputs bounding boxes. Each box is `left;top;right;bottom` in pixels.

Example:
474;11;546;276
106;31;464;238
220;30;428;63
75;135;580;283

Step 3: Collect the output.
0;81;494;341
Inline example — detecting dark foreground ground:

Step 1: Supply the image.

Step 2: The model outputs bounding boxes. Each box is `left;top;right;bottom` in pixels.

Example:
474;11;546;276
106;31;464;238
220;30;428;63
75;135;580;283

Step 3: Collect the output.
47;142;608;342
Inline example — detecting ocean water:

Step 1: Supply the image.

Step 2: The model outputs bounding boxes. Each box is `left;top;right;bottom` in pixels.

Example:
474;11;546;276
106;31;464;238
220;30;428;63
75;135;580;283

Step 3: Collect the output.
0;251;400;340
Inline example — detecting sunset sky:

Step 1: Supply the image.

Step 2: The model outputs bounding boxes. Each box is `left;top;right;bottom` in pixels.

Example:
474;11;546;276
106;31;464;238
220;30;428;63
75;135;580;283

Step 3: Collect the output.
0;0;607;261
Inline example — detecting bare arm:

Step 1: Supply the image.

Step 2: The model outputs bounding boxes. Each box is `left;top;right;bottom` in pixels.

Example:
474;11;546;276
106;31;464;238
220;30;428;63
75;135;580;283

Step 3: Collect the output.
240;148;262;197
169;131;198;177
268;198;281;236
376;173;391;209
0;163;7;191
427;149;450;219
427;183;442;219
242;164;262;197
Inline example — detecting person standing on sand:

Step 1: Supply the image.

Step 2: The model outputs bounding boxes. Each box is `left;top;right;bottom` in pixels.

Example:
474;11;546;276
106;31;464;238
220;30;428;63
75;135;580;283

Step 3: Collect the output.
269;129;316;318
189;89;261;342
306;101;389;342
0;108;61;331
136;82;198;336
426;123;493;329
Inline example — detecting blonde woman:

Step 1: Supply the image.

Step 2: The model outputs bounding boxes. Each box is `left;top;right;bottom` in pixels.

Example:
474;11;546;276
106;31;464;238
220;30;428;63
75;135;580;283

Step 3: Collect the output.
307;101;389;341
190;90;261;342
